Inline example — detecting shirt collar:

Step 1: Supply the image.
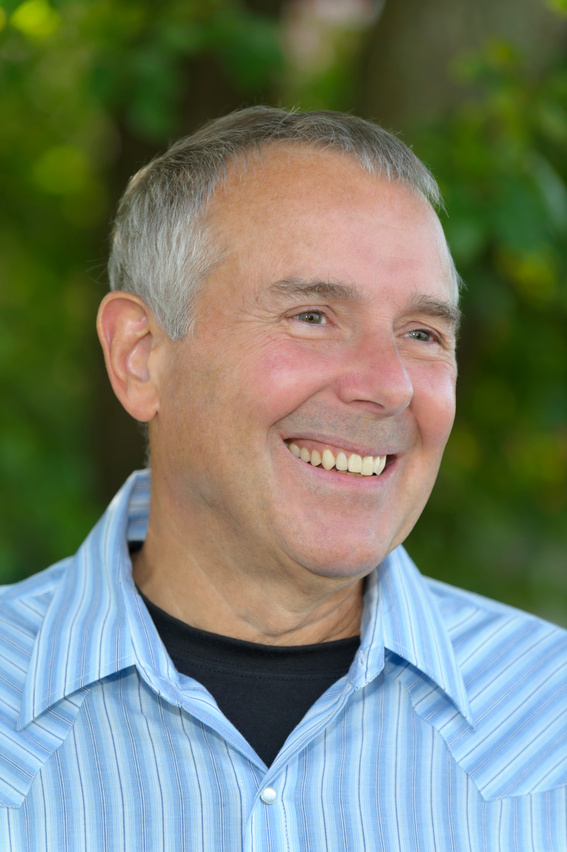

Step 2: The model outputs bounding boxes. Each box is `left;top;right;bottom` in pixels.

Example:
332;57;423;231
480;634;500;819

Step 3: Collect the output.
355;546;474;724
20;469;473;728
20;471;155;728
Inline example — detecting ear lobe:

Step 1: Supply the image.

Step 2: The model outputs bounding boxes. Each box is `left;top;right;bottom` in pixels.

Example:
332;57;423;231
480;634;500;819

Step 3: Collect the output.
97;292;163;423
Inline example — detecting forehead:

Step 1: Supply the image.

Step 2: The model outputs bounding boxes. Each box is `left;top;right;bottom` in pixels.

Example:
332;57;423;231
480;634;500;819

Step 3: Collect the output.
213;143;413;223
206;145;454;306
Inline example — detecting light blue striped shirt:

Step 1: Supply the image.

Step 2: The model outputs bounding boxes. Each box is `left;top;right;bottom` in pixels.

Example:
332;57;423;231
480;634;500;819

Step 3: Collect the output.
1;470;566;850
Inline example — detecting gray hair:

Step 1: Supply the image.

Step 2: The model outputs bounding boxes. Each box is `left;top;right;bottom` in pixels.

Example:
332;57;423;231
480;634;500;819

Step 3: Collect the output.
109;106;459;339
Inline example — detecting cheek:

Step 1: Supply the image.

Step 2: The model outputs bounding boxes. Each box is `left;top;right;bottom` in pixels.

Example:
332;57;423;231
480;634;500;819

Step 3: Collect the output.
233;341;337;423
412;366;456;449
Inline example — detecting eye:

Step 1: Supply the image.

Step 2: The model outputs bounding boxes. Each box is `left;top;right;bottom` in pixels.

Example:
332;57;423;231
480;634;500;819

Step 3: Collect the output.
295;310;327;324
406;329;437;343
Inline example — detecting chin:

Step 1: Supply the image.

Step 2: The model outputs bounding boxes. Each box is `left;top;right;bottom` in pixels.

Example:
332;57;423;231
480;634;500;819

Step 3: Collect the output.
293;539;394;581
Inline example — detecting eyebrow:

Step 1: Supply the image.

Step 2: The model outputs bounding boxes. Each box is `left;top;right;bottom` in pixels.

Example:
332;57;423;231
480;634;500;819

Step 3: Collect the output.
268;277;359;302
405;294;462;334
267;277;462;333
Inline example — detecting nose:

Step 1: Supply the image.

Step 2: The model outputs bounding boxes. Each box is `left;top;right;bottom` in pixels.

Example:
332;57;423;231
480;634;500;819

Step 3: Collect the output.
334;334;413;416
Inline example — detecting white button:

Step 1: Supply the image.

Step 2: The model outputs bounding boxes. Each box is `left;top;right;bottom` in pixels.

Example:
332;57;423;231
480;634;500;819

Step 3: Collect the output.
260;786;277;805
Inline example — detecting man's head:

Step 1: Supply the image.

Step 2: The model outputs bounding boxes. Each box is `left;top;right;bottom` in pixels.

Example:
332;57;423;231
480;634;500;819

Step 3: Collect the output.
108;106;460;340
98;107;460;586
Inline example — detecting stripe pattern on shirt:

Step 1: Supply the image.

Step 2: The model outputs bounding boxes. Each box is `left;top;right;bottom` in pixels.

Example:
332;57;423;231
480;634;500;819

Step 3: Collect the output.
0;470;565;850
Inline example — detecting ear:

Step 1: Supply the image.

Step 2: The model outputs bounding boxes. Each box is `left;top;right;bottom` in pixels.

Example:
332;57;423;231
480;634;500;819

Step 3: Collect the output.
97;292;166;422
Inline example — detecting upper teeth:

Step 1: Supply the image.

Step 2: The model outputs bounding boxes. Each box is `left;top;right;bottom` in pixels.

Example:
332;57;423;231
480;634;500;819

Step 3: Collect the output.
287;443;387;476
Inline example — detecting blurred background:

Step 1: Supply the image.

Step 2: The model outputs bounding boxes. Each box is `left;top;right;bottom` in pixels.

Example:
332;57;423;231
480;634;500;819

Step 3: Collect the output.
1;0;566;624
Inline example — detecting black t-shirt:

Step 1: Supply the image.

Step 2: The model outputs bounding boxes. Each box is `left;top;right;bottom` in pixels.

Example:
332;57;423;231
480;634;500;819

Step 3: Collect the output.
140;591;360;767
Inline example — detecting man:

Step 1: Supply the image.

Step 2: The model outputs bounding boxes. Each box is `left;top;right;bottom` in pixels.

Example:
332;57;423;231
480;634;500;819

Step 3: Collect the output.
0;107;565;850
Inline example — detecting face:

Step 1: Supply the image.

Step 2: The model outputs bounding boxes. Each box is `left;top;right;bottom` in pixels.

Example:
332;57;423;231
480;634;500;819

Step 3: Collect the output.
151;146;458;583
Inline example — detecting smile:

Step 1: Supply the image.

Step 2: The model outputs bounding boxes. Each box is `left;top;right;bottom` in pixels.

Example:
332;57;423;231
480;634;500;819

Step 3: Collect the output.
285;442;387;476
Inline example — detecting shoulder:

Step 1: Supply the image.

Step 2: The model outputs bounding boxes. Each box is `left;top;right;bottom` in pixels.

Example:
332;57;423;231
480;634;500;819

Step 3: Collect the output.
425;577;567;800
0;562;71;711
0;561;70;639
0;560;85;808
425;575;567;659
0;561;70;634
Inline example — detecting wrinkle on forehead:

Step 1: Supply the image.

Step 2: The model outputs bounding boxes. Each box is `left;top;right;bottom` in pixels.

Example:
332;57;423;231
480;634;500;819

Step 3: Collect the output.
203;147;459;309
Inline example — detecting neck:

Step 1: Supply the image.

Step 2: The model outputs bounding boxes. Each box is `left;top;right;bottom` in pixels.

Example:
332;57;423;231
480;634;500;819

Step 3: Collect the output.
132;496;364;647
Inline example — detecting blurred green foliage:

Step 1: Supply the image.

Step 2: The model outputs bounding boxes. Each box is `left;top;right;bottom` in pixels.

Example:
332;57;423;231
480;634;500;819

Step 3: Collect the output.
1;0;565;624
0;0;283;581
406;39;567;624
